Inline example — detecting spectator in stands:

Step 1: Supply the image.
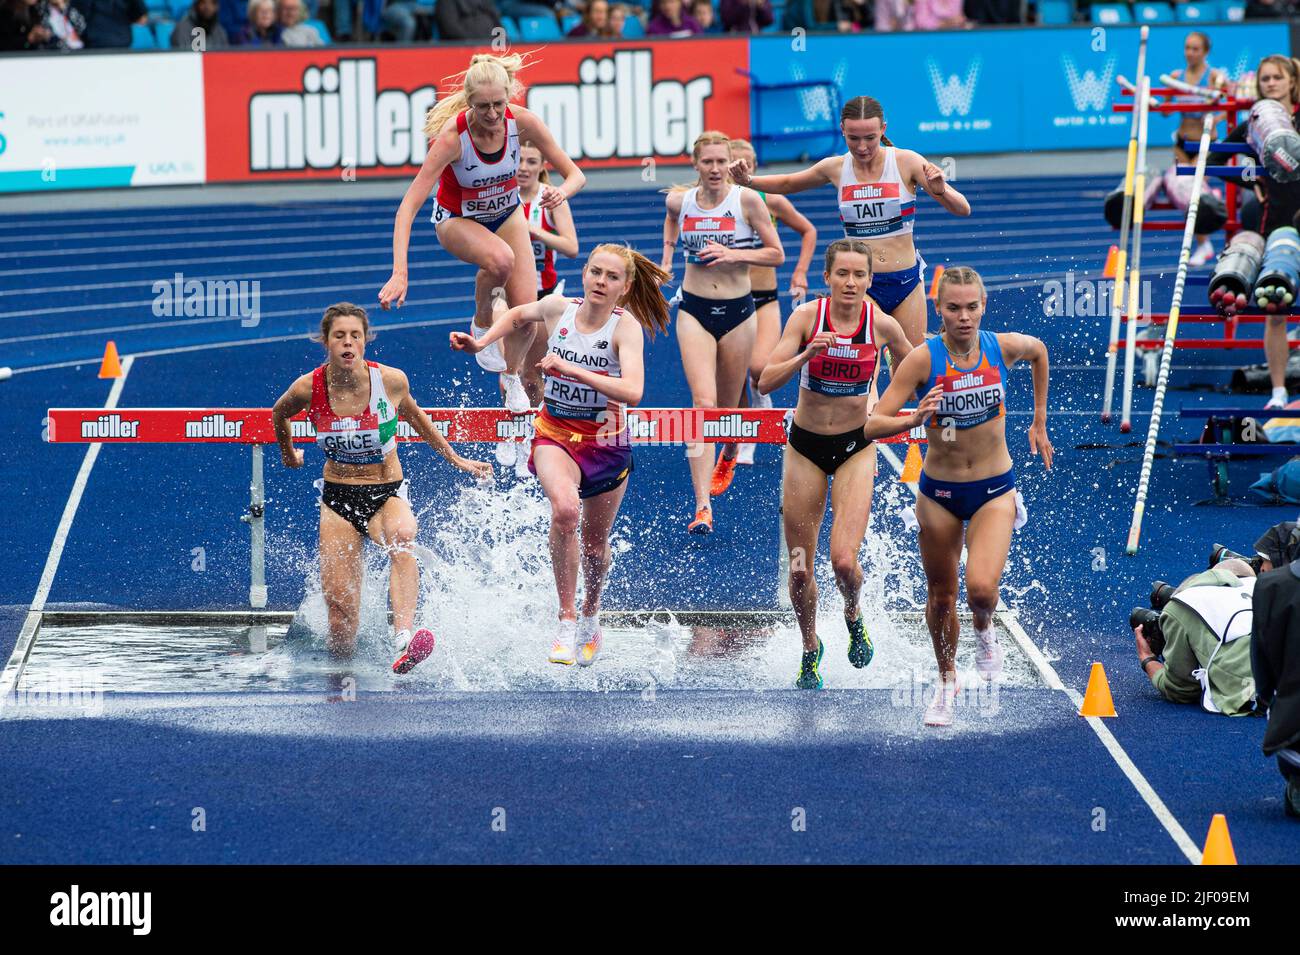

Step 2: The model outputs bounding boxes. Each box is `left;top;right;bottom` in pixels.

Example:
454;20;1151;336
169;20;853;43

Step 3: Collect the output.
237;0;281;41
380;0;417;39
435;0;501;38
874;0;910;29
172;0;229;46
647;0;700;33
69;0;145;47
277;0;321;42
691;0;718;30
218;0;247;37
566;0;605;33
913;0;966;28
606;0;626;32
40;0;86;45
2;0;88;49
720;0;771;31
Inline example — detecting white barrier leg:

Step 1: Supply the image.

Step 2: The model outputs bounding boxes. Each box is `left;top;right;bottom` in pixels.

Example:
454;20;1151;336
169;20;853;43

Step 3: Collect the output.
243;445;267;609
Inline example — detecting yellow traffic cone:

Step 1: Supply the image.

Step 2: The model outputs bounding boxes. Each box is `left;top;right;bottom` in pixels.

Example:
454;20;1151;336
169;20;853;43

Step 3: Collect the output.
1103;245;1119;279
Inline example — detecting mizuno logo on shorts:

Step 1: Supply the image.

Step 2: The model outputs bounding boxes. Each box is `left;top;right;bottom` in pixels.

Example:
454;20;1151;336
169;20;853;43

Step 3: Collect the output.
711;307;727;315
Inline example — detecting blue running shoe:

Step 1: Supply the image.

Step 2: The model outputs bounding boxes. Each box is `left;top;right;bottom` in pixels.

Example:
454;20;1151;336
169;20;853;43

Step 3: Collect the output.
847;614;874;669
795;638;824;690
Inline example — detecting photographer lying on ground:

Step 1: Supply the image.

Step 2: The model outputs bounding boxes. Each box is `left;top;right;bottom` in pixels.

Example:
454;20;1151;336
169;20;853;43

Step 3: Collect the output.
1250;553;1300;820
1131;556;1258;716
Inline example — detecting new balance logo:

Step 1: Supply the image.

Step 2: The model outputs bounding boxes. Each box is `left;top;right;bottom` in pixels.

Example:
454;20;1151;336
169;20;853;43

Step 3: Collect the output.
1062;55;1115;112
927;57;980;117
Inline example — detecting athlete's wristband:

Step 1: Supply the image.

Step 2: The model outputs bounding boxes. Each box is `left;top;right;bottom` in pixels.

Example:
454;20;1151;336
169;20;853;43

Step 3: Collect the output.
1139;656;1161;675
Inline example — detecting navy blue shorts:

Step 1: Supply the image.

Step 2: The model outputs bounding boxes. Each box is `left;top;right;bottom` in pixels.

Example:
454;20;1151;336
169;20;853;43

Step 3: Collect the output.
918;468;1015;522
867;258;926;313
679;290;756;341
431;200;519;234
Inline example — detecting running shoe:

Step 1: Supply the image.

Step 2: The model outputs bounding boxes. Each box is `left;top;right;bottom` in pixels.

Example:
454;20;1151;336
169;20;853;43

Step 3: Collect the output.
1266;393;1290;411
392;628;437;674
502;373;531;414
736;443;756;466
577;615;603;667
975;627;1003;681
1189;239;1215;267
549;619;578;666
847;614;874;669
795;638;825;690
495;440;517;466
687;507;713;535
514;431;533;479
471;318;507;373
923;676;960;727
710;454;738;495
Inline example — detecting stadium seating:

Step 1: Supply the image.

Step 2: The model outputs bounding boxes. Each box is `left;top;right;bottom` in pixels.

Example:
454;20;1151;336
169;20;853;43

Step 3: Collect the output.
1133;2;1174;21
519;14;561;39
1090;2;1132;23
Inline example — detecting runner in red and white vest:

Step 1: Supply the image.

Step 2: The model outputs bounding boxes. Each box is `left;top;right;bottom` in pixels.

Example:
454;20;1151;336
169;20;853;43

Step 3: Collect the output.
758;239;925;690
272;303;492;675
730;95;971;348
661;131;785;536
450;246;670;668
379;52;587;416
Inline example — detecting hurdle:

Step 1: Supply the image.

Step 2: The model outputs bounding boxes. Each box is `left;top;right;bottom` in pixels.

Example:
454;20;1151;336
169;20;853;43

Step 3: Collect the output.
45;405;927;615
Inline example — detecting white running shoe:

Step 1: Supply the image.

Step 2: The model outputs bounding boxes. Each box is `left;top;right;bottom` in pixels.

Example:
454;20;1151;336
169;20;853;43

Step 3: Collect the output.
514;431;533;479
494;440;517;466
923;676;959;727
736;442;756;465
1189;239;1215;268
502;373;531;414
471;317;507;373
1266;393;1289;410
751;388;773;410
975;628;1003;681
577;614;603;667
549;619;578;666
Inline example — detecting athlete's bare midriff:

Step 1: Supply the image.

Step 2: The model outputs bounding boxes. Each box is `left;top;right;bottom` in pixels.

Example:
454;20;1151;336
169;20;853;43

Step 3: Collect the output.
921;417;1013;482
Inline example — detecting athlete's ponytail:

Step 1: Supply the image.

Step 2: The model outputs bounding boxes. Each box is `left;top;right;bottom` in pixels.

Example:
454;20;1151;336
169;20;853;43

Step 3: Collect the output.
423;52;531;140
590;243;671;337
841;96;893;148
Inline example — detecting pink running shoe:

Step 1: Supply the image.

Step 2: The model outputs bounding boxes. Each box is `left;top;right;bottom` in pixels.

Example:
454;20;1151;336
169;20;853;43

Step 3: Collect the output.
392;628;436;674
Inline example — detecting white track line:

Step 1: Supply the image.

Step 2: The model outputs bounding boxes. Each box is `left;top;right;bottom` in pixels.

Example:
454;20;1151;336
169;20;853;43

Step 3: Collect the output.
876;441;1201;863
0;357;134;711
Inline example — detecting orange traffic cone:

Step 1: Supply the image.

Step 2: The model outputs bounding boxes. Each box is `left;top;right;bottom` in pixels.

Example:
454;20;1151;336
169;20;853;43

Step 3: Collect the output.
928;264;945;300
1103;245;1119;279
900;441;923;482
1078;662;1117;717
98;341;122;379
1200;814;1237;865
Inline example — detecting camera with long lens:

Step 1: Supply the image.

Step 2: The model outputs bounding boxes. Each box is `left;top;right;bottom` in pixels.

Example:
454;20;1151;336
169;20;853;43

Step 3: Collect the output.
1150;580;1175;610
1208;543;1263;574
1129;606;1167;657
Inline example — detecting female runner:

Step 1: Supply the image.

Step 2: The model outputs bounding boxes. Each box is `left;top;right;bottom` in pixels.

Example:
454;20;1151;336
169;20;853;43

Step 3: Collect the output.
730;95;970;346
272;303;493;672
662;131;784;534
727;137;817;466
758;239;931;689
871;267;1052;726
379;52;586;413
451;246;671;665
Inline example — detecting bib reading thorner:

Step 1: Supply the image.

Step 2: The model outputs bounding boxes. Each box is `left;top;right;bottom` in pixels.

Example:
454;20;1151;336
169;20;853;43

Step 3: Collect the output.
921;330;1009;430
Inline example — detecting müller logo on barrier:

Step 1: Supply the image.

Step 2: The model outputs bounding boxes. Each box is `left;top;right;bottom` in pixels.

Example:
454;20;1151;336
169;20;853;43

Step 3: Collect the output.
249;59;436;172
526;49;713;161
